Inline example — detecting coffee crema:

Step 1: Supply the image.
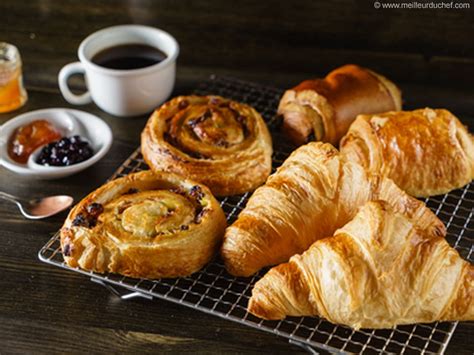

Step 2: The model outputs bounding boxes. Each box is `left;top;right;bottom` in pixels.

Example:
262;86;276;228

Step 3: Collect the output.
91;44;167;70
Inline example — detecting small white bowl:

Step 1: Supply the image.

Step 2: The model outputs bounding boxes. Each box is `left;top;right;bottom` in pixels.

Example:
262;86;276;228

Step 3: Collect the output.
0;108;112;179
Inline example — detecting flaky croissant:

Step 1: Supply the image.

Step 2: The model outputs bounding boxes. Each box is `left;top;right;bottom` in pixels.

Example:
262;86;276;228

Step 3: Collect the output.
278;64;401;146
221;142;445;277
340;108;474;197
248;201;473;329
141;95;272;196
60;171;226;279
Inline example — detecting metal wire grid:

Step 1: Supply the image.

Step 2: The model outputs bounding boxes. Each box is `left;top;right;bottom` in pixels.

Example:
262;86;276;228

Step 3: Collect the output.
38;76;472;354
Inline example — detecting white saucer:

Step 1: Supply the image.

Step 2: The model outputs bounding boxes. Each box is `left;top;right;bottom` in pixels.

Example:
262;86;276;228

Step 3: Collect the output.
0;108;113;179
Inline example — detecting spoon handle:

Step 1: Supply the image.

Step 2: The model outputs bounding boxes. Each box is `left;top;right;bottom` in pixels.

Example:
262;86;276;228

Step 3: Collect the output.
0;191;20;203
0;191;25;216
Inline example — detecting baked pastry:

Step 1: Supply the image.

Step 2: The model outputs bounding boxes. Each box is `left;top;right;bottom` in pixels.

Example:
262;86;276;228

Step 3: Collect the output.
340;108;474;197
60;171;226;279
221;142;445;277
141;95;272;196
278;64;402;146
248;201;473;329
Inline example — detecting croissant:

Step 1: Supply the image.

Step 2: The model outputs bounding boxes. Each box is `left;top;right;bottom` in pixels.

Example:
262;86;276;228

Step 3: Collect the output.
340;108;474;197
277;64;402;146
248;201;473;329
60;171;226;279
221;142;445;277
141;95;272;196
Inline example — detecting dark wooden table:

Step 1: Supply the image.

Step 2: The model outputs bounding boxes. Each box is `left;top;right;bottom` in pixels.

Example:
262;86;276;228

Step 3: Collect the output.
1;1;473;353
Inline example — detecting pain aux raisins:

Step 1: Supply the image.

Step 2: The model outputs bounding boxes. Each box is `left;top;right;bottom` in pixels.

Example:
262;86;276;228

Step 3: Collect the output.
169;187;186;196
208;97;219;104
71;202;104;228
124;188;139;195
178;99;189;110
86;202;104;218
189;185;204;200
215;139;230;148
71;213;97;228
194;207;208;224
236;114;247;124
63;243;72;257
188;109;212;128
71;214;89;227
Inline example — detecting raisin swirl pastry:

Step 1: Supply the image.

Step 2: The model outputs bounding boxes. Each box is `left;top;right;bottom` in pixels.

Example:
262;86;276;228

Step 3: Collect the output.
141;95;273;196
60;171;226;279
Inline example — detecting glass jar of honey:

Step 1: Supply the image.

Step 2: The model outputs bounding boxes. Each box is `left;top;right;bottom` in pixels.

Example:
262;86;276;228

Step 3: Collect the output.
0;42;27;113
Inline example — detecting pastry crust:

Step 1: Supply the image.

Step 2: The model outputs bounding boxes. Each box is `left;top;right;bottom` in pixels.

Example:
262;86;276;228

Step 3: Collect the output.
278;64;402;146
141;95;272;196
248;201;473;329
60;171;226;279
221;142;445;277
340;108;474;197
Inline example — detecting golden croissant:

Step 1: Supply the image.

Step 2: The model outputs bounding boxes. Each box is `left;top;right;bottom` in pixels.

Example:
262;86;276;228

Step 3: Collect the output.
221;142;445;277
142;95;272;196
340;108;474;197
60;171;226;279
248;201;473;329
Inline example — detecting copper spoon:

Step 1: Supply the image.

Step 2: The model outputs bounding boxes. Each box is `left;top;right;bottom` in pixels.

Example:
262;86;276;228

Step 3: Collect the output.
0;191;73;219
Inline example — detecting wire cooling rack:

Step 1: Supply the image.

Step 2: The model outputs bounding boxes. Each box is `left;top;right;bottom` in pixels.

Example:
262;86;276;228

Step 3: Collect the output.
39;75;473;354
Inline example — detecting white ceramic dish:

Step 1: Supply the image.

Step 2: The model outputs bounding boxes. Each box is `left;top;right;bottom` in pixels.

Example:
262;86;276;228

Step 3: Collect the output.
0;108;113;179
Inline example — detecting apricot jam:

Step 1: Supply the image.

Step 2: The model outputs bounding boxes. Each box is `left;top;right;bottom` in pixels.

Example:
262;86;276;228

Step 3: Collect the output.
8;120;61;164
0;43;27;113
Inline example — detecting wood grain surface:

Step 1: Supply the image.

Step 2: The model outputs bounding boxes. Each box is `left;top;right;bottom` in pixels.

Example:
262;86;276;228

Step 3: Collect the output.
0;1;473;353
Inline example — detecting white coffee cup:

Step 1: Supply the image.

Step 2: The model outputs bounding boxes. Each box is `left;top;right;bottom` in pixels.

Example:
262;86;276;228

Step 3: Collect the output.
58;25;179;117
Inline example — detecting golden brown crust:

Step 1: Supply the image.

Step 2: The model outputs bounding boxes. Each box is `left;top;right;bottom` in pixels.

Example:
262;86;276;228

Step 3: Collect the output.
141;95;272;196
248;201;473;329
60;171;226;279
367;69;402;110
340;108;474;197
221;142;445;277
277;64;401;146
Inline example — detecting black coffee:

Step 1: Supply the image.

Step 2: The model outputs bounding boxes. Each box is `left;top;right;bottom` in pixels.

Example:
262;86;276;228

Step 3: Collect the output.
91;44;167;70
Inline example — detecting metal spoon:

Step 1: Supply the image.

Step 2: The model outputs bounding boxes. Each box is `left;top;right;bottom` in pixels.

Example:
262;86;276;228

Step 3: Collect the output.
0;191;73;219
